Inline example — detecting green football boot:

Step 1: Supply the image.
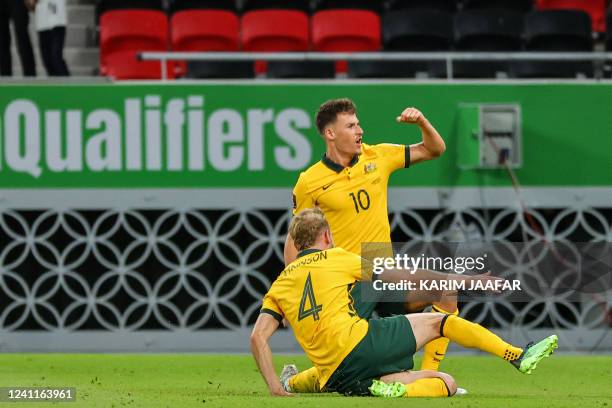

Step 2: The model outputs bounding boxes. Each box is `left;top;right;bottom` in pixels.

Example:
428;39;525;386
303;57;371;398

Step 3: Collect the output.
369;380;406;397
511;335;558;374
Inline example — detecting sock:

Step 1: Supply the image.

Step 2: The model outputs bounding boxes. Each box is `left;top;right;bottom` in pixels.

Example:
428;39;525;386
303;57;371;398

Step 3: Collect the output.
404;378;451;397
420;305;458;371
441;314;522;361
288;366;320;393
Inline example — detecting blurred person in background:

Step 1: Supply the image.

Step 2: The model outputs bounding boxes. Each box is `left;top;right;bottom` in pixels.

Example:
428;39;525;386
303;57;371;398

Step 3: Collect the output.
25;0;69;76
0;0;36;76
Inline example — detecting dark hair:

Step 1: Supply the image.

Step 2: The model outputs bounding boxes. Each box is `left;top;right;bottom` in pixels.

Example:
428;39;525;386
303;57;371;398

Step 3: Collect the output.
315;98;357;135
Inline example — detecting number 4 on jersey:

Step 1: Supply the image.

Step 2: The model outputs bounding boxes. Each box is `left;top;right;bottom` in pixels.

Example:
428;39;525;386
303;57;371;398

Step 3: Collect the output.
298;272;323;321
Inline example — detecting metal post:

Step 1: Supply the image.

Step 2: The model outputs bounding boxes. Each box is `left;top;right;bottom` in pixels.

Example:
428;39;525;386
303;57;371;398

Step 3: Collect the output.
161;57;167;81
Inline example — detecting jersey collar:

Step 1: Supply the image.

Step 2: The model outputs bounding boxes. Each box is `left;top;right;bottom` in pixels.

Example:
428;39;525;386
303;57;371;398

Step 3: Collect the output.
321;154;359;173
296;248;323;258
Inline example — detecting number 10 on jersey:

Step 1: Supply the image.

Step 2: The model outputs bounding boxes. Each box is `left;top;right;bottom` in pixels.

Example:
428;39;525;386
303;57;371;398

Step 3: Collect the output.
349;189;371;213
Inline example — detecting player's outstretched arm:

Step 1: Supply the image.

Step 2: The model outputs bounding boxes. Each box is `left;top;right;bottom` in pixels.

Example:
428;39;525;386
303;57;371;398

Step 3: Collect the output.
396;107;446;165
250;313;293;397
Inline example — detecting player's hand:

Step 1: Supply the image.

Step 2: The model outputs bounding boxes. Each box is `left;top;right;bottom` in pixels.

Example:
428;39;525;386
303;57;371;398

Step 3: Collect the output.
270;386;294;397
396;107;426;126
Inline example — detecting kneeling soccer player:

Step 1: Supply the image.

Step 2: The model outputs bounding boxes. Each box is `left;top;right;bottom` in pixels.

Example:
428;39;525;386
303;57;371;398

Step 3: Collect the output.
250;208;558;397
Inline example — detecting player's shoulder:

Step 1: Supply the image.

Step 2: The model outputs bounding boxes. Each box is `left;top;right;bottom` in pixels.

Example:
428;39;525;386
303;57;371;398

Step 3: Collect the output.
295;160;334;193
299;160;328;180
362;143;407;168
264;274;283;296
327;247;361;262
361;143;389;159
361;143;377;154
364;142;404;154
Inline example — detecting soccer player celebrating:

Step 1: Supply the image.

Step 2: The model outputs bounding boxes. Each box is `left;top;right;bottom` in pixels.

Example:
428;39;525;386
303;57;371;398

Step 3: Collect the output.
253;209;557;397
283;98;456;392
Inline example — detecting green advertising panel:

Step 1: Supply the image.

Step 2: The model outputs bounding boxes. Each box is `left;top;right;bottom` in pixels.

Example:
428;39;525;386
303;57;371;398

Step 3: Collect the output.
0;82;611;188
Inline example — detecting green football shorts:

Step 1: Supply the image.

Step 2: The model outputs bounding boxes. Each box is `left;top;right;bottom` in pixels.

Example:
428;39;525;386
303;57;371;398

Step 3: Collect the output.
324;315;417;396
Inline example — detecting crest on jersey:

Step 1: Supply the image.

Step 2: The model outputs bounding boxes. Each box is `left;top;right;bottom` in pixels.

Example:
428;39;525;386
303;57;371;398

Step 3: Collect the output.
364;162;377;174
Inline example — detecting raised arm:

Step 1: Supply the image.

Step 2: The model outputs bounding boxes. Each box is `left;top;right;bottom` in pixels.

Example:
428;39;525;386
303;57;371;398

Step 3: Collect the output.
250;313;292;396
396;107;446;165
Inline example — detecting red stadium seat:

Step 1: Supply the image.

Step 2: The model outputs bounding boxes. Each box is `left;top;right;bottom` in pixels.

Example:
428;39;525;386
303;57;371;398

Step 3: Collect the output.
312;9;381;73
171;10;240;51
241;10;309;51
312;9;381;52
103;51;172;80
171;9;240;77
241;9;309;75
536;0;606;32
100;10;171;79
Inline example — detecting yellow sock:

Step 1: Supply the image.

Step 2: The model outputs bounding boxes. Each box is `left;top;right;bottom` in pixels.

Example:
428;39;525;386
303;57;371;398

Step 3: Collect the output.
441;314;522;361
288;366;320;393
404;378;450;397
420;305;458;371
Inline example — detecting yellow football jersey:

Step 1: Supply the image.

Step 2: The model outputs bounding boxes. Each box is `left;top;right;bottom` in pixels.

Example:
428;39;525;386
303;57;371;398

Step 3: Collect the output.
261;247;369;389
292;143;409;255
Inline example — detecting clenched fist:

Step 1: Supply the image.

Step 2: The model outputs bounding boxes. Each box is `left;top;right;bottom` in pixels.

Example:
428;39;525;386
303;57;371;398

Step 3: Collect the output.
396;107;427;126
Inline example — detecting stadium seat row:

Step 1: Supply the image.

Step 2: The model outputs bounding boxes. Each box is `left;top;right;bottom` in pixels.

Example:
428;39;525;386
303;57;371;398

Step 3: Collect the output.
100;8;608;80
97;0;610;32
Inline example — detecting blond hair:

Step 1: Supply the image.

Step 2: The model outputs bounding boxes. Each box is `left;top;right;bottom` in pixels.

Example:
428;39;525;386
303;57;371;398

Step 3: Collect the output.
289;208;330;251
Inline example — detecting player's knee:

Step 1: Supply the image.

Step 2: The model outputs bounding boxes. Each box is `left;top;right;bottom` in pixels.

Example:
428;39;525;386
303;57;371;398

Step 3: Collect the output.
437;372;457;396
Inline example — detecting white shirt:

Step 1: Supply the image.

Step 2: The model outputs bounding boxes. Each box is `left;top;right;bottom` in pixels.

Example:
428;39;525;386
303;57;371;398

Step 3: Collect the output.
35;0;67;31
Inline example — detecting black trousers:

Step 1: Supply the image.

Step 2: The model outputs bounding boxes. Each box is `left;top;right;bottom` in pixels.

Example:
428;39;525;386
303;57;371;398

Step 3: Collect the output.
39;26;69;76
0;0;36;76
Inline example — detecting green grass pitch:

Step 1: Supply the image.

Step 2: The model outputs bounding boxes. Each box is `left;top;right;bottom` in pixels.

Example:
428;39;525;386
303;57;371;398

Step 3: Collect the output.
1;353;611;407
